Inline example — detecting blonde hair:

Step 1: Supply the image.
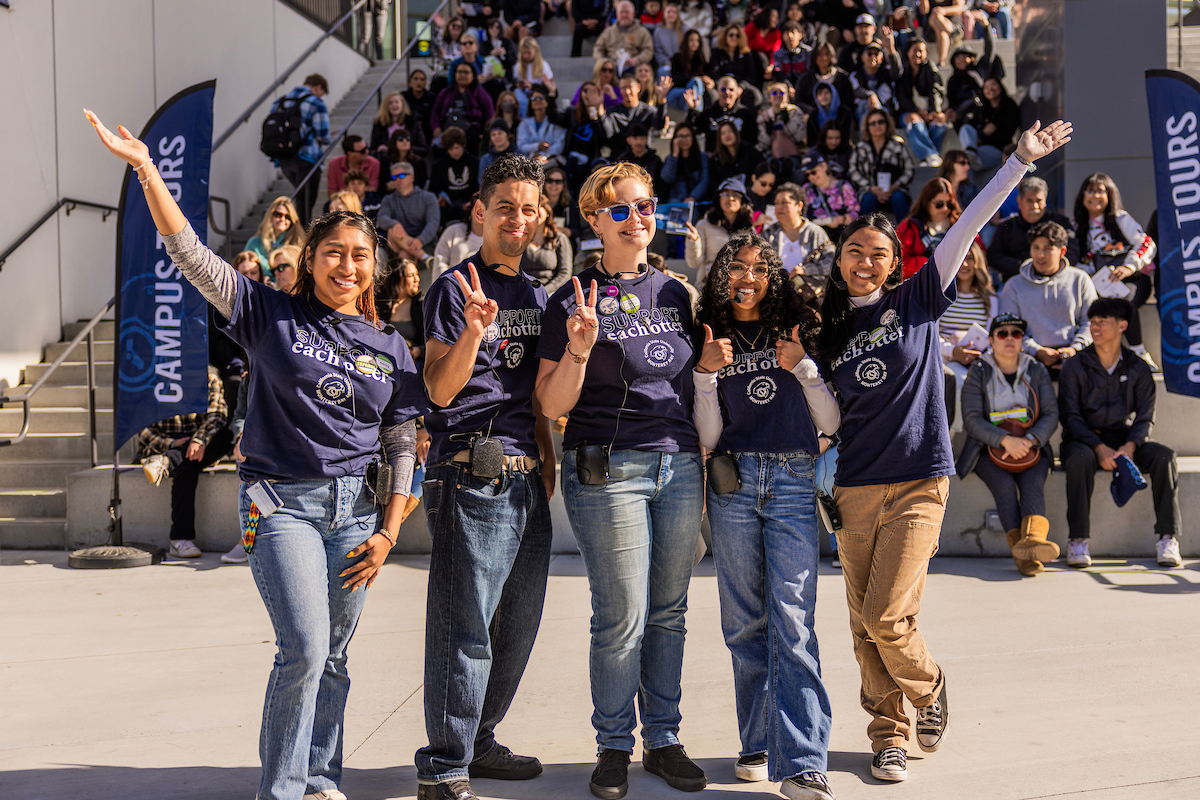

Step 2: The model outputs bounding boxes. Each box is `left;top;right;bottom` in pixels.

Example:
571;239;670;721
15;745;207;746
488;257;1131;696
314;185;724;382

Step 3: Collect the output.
255;197;305;250
578;162;655;222
592;59;617;85
662;2;684;39
518;37;546;81
269;244;303;271
373;91;410;127
718;23;750;56
328;190;364;214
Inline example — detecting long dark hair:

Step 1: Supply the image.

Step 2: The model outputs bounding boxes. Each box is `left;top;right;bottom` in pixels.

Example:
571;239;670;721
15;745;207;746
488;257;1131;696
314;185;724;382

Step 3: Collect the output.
680;29;708;75
293;211;382;325
814;213;904;372
1073;172;1130;249
696;233;817;347
672;122;702;175
905;177;960;227
705;188;755;232
715;120;742;165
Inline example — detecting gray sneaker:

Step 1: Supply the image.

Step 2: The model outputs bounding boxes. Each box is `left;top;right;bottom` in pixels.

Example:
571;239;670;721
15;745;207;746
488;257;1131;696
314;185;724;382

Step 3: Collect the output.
782;770;835;800
870;747;907;781
916;678;949;752
733;752;768;781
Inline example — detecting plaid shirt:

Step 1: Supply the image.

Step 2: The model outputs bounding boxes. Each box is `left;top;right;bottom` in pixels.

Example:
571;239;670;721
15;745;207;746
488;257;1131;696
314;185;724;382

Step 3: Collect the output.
135;367;228;460
272;86;331;165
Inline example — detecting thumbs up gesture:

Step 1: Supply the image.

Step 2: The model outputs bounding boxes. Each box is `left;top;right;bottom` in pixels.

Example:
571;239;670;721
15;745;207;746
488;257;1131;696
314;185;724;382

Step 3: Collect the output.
775;324;806;371
697;324;733;374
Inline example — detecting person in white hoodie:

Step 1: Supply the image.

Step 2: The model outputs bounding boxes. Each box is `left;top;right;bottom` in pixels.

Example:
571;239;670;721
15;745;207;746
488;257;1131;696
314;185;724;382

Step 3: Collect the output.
998;219;1097;377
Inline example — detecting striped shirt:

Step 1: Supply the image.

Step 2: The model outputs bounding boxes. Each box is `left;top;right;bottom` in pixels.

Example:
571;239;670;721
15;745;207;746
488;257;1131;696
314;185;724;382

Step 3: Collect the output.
939;291;991;342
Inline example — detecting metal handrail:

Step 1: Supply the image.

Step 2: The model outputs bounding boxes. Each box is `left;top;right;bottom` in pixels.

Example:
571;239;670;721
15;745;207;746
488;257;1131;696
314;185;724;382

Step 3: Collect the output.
289;0;454;201
0;199;119;271
0;297;115;466
212;0;370;153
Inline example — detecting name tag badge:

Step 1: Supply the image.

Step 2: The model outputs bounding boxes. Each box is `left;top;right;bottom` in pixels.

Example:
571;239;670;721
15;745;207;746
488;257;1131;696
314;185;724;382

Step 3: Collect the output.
247;481;284;518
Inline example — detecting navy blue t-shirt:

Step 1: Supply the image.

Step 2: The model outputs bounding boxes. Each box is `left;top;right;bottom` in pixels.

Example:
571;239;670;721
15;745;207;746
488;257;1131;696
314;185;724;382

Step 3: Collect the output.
716;320;819;455
537;265;699;452
218;273;427;483
423;253;548;464
830;259;956;486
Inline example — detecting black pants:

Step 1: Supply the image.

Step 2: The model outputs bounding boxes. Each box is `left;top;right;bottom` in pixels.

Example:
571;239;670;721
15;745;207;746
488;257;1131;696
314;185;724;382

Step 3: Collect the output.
1122;271;1154;346
571;20;601;57
974;449;1052;533
279;157;322;227
1061;439;1180;539
165;427;235;540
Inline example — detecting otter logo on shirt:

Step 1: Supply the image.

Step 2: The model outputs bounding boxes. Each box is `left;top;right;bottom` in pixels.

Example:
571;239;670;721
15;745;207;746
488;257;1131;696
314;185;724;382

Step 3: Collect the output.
831;314;904;371
504;342;525;369
747;376;777;405
855;357;887;388
645;339;675;368
316;372;352;405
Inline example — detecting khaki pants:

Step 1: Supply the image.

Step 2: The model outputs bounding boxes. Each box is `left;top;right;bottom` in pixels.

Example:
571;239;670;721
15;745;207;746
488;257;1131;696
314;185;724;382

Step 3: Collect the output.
833;477;948;752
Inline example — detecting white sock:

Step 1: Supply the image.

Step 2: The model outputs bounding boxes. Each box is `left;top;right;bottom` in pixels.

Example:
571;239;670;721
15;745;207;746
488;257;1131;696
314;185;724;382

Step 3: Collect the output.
1131;344;1147;354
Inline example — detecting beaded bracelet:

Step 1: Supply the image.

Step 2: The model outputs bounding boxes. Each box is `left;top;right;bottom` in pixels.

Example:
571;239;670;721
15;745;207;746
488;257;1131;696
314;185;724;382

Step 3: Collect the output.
1013;151;1036;172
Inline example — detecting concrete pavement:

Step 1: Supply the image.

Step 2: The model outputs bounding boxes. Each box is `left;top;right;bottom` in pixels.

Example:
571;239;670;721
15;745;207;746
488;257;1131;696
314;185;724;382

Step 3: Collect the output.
3;550;1200;799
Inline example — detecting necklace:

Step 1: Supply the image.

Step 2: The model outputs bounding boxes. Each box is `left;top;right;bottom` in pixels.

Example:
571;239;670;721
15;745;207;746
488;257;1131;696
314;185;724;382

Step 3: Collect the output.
732;323;764;351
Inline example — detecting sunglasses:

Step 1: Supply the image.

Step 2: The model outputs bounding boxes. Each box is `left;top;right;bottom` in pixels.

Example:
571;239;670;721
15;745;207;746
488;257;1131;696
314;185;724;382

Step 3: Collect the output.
545;177;565;184
596;197;657;222
770;90;786;97
931;200;949;210
272;211;290;219
531;94;547;102
804;168;819;176
756;179;775;188
601;66;615;73
955;160;970;166
718;87;738;94
391;172;408;180
993;328;1023;340
729;264;770;280
868;119;887;127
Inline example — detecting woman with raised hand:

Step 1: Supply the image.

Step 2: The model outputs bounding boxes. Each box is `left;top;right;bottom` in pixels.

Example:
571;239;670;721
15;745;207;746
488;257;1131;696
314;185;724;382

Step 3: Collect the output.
535;162;706;800
693;234;841;800
814;119;1071;784
86;109;427;800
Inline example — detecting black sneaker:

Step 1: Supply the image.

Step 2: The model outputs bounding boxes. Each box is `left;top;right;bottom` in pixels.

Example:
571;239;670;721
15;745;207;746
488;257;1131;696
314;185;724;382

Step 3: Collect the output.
916;677;949;752
734;752;768;782
782;770;836;800
870;747;907;782
416;779;477;800
590;748;631;799
468;744;543;780
642;744;707;792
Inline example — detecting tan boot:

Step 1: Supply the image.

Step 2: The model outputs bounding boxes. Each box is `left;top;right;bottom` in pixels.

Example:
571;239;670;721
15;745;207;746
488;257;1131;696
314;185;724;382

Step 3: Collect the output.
1007;528;1044;576
1012;514;1059;563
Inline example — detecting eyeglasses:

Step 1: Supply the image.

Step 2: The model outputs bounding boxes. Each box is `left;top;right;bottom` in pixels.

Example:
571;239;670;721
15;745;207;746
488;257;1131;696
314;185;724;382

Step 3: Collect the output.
601;66;615;73
993;328;1023;340
756;179;775;188
770;90;786;97
955;159;970;166
720;191;743;200
272;211;290;219
391;172;408;180
596;197;657;221
545;177;565;184
729;263;771;280
275;262;295;271
718;87;738;94
931;200;949;210
531;95;547;102
868;119;887;127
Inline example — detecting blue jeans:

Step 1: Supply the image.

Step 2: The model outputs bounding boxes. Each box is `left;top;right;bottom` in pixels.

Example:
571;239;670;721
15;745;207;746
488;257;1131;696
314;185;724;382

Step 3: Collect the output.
904;118;946;162
956;124;1005;170
562;448;704;752
707;453;832;780
244;476;378;800
667;79;706;112
859;189;911;222
416;462;553;782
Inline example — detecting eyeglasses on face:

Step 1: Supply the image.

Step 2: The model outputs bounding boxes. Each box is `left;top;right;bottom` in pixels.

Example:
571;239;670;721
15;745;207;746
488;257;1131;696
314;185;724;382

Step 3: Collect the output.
718;86;738;94
868;119;887;127
601;66;615;73
391;172;409;180
720;190;742;200
272;211;290;219
729;263;770;280
993;328;1023;340
770;90;786;97
596;197;657;222
931;200;949;210
545;177;565;184
275;262;295;271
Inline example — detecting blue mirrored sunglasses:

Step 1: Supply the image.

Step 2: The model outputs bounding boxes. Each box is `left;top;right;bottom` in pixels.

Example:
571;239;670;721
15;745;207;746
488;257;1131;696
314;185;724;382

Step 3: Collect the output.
596;198;657;222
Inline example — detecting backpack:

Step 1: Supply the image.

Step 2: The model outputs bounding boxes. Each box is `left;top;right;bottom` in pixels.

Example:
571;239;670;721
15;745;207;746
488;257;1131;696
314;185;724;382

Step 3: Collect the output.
260;92;311;159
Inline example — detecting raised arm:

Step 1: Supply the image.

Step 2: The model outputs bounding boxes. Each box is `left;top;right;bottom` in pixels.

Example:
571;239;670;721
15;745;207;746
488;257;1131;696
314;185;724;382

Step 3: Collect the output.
423;264;498;407
86;109;238;318
934;119;1072;291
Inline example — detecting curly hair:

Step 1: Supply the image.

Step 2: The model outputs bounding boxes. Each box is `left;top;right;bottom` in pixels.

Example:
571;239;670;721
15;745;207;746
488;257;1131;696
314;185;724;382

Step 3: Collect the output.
480;153;545;206
695;233;817;350
814;213;903;372
292;211;382;325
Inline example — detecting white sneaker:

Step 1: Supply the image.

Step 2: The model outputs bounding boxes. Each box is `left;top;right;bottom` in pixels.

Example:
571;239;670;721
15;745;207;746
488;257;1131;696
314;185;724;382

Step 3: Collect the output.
1156;536;1182;568
1066;538;1091;568
304;791;348;800
142;454;169;486
870;747;907;781
1136;350;1162;373
220;543;249;564
169;539;202;558
926;153;943;167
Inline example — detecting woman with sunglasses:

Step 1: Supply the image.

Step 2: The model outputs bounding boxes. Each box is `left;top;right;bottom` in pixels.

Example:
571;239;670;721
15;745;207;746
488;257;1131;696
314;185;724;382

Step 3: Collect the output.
535;163;706;800
693;234;840;800
757;81;807;164
573;60;624;110
543;166;584;253
814;119;1071;783
897;177;976;280
956;313;1060;576
247;197;305;281
687;176;756;283
848;108;915;223
800;152;858;241
937;149;978;210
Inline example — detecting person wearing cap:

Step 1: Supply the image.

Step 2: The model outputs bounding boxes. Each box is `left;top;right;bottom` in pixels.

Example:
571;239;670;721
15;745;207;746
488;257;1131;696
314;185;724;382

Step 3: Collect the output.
517;87;566;158
848;40;899;124
800;151;858;240
686;176;756;282
837;12;879;71
1057;297;1183;570
945;30;1006;171
956;312;1060;576
614;123;665;193
480;119;519;173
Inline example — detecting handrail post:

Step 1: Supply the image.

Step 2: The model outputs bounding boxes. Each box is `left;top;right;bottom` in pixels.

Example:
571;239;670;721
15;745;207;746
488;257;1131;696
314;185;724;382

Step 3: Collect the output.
87;328;98;469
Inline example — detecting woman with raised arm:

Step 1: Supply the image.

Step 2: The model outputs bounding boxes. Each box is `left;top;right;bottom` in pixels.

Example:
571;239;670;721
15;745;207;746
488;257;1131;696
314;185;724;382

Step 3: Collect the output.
693;234;841;800
534;162;706;800
814;119;1071;784
86;110;427;800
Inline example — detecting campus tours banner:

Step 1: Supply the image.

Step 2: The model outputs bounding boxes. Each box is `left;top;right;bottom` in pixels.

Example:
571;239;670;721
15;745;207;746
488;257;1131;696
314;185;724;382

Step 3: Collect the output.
114;80;216;450
1147;69;1200;398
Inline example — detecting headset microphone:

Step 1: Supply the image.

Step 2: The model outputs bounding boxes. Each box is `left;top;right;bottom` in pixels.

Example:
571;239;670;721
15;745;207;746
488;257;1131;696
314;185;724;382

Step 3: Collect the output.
735;291;747;303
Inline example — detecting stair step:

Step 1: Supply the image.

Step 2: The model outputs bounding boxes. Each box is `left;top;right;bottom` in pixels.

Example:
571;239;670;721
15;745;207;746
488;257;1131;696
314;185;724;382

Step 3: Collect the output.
17;385;113;409
0;460;92;488
0;489;67;517
0;518;67;550
63;320;115;340
23;362;114;386
0;433;128;462
44;340;115;362
0;407;113;435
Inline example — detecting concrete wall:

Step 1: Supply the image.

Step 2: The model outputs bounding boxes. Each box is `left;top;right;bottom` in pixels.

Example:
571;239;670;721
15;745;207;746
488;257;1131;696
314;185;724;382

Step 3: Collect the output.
0;0;369;390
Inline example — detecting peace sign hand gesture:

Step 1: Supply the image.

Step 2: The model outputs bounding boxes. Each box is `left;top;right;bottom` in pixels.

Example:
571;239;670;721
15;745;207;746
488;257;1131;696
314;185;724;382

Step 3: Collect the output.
698;324;733;373
85;109;150;167
567;277;599;356
775;325;806;371
1014;119;1073;165
454;263;499;339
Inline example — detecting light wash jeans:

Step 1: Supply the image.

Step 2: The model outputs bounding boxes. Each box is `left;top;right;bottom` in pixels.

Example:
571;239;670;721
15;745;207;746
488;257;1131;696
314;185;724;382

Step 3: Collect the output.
956;124;1005;170
904;118;946;162
562;448;704;752
243;475;378;800
707;452;832;780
